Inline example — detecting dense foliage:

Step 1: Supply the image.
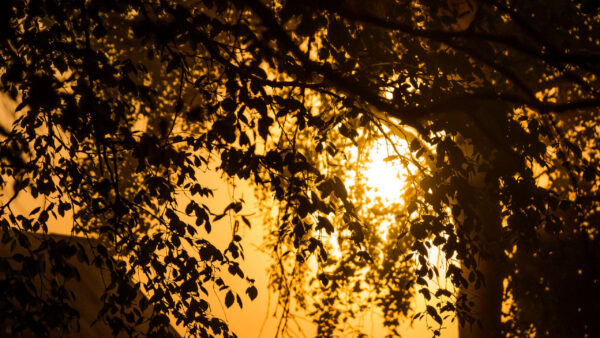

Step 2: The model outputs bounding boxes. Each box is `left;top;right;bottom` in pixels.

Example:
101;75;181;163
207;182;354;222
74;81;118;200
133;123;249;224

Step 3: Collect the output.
1;0;599;337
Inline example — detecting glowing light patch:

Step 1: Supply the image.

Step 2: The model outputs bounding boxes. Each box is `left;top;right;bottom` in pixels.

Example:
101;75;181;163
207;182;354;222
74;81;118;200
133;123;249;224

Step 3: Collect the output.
339;136;416;243
359;139;409;203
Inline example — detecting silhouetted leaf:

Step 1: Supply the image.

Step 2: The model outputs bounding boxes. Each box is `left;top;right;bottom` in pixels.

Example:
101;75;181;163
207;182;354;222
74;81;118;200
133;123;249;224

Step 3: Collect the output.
225;291;234;308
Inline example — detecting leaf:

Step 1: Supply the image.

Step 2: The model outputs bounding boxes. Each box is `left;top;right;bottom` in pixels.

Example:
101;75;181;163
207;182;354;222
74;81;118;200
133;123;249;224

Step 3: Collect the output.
427;305;443;325
435;289;453;298
410;222;427;240
258;116;273;140
225;290;234;308
246;285;258;300
420;288;431;301
221;98;236;112
357;251;372;262
318;273;329;286
54;57;68;73
316;216;334;234
241;215;252;229
29;207;41;216
332;176;347;200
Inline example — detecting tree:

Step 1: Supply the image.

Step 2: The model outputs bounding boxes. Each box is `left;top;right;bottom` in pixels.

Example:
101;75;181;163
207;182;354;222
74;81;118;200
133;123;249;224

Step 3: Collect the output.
1;0;599;337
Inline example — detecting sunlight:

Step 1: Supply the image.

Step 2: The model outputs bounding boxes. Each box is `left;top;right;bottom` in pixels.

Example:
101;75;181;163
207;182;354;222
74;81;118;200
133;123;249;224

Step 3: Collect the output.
345;136;415;238
324;135;417;261
324;134;457;336
359;138;411;203
344;137;413;203
325;136;412;259
333;133;455;278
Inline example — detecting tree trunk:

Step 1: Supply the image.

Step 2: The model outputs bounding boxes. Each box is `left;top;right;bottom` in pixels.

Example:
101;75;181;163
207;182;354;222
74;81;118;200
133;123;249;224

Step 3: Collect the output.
458;255;504;338
458;174;504;338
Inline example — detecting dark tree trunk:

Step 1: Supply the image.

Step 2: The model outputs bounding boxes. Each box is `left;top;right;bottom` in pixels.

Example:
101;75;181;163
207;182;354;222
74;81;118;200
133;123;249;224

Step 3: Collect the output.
458;174;504;338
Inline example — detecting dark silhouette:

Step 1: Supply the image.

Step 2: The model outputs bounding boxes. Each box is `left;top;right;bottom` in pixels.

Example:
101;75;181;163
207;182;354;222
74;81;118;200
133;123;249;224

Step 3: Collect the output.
0;0;599;337
0;232;181;337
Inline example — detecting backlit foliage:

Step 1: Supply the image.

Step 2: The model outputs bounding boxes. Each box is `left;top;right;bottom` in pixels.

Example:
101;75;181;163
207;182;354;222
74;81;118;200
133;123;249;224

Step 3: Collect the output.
1;0;599;337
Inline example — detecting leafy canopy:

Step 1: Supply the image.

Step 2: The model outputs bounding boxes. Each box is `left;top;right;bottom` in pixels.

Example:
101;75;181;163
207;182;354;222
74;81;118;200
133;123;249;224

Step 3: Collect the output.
1;0;599;337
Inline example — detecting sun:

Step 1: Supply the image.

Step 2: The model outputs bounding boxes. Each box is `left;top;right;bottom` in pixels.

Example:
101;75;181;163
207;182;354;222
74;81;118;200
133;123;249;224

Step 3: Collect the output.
358;138;412;203
344;135;416;214
320;134;416;260
357;137;415;238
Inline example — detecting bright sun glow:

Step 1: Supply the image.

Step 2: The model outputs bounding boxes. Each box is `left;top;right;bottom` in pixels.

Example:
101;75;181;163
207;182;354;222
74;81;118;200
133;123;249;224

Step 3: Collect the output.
325;135;417;259
360;138;410;241
323;133;456;330
344;136;417;237
354;138;412;203
352;137;456;316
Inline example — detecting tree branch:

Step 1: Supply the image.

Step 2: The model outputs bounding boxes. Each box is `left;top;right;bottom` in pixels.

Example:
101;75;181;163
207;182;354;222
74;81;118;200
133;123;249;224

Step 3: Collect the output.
318;1;600;75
